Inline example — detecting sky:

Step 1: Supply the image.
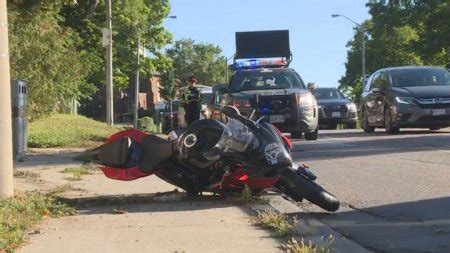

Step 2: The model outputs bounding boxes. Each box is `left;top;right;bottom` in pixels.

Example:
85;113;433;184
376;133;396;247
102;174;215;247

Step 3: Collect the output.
163;0;370;88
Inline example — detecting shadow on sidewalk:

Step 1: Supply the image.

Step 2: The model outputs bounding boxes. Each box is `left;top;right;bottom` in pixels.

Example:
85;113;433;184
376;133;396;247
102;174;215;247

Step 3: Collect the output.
57;191;238;215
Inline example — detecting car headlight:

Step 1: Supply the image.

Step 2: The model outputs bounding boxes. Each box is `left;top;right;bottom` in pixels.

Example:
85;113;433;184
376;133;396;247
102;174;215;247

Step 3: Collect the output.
296;92;315;107
347;103;357;112
395;97;416;104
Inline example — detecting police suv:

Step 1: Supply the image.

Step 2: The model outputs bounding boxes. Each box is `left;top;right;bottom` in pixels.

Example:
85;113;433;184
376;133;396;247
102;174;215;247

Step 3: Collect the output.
208;30;319;140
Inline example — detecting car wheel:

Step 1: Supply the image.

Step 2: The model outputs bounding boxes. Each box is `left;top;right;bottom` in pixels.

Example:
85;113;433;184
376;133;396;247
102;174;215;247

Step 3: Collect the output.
304;127;318;141
429;127;441;131
291;131;302;139
384;107;400;134
362;110;375;133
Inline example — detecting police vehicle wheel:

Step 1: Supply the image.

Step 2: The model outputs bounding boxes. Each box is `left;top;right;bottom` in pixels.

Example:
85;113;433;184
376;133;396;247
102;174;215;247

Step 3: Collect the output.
304;127;318;141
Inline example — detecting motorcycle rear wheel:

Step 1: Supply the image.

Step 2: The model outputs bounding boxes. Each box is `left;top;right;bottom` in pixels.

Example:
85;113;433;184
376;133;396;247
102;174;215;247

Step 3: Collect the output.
276;168;340;212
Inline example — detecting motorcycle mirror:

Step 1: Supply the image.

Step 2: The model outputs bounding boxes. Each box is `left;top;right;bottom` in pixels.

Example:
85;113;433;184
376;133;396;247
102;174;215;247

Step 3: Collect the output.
221;105;240;119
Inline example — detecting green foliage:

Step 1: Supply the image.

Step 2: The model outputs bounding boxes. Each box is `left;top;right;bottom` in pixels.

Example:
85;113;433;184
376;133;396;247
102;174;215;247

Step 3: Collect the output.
61;167;94;181
282;236;335;253
0;191;76;252
166;39;226;87
138;116;156;133
28;114;117;148
340;1;449;98
8;7;96;120
250;210;297;237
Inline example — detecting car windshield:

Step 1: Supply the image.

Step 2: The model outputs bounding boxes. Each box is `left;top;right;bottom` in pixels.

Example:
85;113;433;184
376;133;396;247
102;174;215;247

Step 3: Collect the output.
390;68;450;87
201;93;213;104
229;69;305;92
312;88;345;100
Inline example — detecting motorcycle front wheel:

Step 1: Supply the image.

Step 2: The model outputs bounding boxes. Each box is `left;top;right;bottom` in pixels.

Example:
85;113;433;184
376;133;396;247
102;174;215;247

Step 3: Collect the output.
275;168;340;212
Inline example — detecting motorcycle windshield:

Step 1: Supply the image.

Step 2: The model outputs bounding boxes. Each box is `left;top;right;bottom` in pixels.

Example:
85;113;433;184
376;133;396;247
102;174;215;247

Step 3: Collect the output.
219;119;259;152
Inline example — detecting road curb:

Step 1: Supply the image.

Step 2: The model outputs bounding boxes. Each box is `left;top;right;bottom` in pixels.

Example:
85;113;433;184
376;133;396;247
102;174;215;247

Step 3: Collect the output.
249;194;372;253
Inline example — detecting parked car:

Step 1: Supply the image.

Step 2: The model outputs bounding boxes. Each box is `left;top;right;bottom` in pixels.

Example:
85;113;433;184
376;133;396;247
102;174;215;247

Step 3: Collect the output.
209;65;319;140
311;87;358;129
162;85;213;133
360;66;450;134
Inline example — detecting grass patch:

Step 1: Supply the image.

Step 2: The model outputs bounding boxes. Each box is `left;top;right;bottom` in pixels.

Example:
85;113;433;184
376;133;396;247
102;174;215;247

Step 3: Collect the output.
13;170;39;179
28;114;117;148
0;191;76;252
250;210;297;237
61;167;93;181
282;236;335;253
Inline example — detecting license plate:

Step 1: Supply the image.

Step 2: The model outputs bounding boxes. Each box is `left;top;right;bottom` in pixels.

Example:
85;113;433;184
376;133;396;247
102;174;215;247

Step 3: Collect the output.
332;111;341;118
269;115;285;123
432;109;446;116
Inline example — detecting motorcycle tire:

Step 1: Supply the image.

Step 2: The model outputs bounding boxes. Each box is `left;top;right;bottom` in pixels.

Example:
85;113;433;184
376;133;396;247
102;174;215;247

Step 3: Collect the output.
276;168;340;212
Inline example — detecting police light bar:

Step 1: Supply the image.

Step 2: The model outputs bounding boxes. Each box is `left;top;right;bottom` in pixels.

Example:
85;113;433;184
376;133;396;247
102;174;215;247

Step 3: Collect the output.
232;58;288;70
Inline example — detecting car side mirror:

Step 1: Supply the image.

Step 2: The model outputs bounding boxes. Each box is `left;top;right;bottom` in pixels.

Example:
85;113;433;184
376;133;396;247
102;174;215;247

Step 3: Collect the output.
307;82;318;91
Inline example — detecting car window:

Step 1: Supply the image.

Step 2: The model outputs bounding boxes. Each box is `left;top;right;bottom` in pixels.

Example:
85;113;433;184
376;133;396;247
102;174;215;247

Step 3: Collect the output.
229;69;305;92
312;88;345;99
364;74;374;92
390;68;450;87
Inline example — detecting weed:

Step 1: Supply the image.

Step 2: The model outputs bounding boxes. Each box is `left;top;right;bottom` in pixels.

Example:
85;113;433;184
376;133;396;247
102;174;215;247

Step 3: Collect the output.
13;170;39;179
61;167;93;181
232;185;268;205
0;191;76;252
250;209;297;237
282;236;335;253
47;184;75;196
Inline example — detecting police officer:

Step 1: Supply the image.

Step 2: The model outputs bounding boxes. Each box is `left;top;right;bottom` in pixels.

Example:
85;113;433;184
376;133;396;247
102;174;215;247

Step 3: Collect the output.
181;75;202;126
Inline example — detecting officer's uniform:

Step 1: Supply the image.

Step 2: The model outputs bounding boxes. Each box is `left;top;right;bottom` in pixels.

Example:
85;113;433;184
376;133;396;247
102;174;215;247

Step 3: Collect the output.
181;85;202;126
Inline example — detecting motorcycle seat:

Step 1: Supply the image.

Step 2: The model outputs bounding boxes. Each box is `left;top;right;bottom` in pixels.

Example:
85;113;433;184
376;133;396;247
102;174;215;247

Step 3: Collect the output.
140;135;173;173
94;136;131;168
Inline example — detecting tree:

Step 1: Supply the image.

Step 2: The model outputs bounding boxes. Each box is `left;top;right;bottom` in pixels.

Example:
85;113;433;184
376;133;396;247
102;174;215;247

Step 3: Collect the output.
8;5;95;120
166;39;226;87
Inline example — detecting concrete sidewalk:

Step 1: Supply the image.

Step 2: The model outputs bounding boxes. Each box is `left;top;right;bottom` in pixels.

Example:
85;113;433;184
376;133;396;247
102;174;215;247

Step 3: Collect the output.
14;150;282;253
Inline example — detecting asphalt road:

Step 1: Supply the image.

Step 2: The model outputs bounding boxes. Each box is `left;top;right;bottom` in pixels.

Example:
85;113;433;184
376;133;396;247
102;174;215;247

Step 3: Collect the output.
290;128;450;253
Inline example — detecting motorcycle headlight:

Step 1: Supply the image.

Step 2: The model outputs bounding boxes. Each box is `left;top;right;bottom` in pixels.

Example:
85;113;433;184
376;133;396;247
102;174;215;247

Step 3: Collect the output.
264;143;289;165
395;97;416;105
347;103;357;112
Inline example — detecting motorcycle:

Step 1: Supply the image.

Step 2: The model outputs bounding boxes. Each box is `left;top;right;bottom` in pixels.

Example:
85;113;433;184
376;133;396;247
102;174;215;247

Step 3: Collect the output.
92;106;340;212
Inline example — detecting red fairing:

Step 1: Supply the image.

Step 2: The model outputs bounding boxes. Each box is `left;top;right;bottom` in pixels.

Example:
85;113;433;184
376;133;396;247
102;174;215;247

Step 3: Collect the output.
100;165;150;181
210;164;280;190
99;129;151;181
273;125;293;149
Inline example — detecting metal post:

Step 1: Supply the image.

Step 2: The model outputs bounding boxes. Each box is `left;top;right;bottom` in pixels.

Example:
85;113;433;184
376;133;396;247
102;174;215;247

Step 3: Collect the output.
361;28;366;81
133;36;140;128
105;0;114;125
169;99;173;130
0;0;14;197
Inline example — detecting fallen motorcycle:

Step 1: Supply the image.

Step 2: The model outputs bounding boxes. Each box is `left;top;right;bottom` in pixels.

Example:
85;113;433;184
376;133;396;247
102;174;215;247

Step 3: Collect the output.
92;106;340;212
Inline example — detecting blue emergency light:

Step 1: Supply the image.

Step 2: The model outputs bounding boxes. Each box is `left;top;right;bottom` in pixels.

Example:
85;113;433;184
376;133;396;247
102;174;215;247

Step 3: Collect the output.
233;58;287;70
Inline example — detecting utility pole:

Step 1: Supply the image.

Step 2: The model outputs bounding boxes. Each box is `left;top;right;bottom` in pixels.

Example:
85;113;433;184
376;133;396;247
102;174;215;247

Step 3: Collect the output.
0;0;14;197
133;35;140;128
105;0;114;125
